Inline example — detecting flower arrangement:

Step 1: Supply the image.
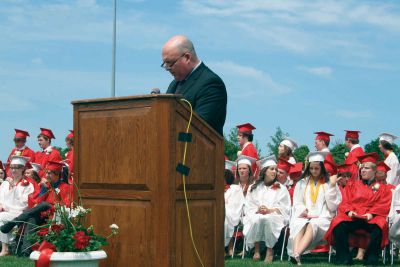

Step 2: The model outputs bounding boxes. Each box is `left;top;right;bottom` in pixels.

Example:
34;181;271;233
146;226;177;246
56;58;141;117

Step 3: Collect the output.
29;203;119;252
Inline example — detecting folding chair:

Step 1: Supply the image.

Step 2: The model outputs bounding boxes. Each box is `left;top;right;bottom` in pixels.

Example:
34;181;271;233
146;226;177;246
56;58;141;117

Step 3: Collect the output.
231;205;245;258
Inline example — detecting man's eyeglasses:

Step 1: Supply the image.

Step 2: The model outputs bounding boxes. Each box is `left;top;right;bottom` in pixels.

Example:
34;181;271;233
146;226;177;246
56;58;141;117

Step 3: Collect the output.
161;53;186;70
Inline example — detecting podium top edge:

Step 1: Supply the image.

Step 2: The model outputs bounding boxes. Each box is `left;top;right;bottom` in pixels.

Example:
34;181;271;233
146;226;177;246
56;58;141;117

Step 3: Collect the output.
71;94;180;105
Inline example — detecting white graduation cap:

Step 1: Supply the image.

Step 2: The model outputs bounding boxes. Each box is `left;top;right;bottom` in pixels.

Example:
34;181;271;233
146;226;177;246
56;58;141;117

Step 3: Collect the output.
225;160;236;170
256;155;277;170
236;155;257;167
306;151;328;163
280;137;298;151
379;133;398;145
10;156;29;166
31;163;42;172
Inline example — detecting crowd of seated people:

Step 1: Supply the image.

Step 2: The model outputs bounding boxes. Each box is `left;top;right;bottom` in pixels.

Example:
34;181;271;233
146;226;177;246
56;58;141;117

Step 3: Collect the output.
0;128;73;257
224;124;400;266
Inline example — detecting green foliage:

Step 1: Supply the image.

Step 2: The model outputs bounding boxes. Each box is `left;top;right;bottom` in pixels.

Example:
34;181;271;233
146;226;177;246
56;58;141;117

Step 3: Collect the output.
364;137;400;160
53;146;70;160
224;128;240;160
266;127;288;158
330;141;349;165
293;145;310;163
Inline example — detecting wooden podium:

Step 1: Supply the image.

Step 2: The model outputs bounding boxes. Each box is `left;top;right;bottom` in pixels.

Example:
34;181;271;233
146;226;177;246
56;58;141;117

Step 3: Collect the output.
72;95;224;267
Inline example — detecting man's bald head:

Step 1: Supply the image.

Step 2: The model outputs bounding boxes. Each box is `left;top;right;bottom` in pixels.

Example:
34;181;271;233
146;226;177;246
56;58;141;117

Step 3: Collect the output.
162;35;200;81
162;35;198;58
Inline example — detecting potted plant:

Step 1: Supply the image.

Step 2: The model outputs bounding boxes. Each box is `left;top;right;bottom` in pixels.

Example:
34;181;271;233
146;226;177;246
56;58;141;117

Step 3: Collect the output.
29;203;118;267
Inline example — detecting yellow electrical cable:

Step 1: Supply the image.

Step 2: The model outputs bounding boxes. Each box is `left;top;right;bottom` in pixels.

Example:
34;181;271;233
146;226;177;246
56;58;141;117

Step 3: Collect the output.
180;98;205;267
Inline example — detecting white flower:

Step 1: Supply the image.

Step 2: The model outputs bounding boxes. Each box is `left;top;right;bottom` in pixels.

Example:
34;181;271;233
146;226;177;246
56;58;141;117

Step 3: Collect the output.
372;183;380;192
55;188;60;194
344;152;349;157
110;224;119;230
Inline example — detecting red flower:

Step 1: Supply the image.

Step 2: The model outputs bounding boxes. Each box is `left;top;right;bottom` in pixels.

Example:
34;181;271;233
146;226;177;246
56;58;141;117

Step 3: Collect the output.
271;183;280;190
31;242;40;251
50;224;64;234
224;184;230;192
37;228;49;237
73;231;91;250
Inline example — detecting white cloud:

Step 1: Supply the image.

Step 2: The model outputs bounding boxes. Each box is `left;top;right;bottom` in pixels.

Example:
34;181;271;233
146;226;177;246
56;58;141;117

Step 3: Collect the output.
210;60;291;96
336;109;373;119
0;92;35;112
298;66;333;77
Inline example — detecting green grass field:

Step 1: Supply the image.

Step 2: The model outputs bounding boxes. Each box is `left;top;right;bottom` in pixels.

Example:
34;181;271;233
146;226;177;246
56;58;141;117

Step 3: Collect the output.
0;256;33;267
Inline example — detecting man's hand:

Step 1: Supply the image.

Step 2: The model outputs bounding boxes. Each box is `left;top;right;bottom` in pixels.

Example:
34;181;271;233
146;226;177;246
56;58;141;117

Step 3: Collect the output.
329;175;341;187
362;213;374;221
299;209;308;218
348;211;357;218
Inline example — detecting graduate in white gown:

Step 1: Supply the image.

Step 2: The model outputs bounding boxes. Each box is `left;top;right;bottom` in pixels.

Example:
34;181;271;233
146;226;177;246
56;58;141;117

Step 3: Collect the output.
378;133;400;186
389;184;400;245
0;156;34;256
287;152;341;265
243;155;291;263
235;155;256;197
224;160;245;255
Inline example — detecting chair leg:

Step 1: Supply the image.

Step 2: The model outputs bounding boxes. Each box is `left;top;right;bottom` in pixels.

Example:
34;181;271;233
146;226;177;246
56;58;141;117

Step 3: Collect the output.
328;245;332;263
383;246;386;264
231;231;238;259
14;223;26;255
242;236;246;259
280;227;288;261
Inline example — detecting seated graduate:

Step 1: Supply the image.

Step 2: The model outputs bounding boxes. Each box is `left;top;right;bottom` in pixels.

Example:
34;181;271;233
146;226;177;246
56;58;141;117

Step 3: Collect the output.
287;152;341;266
243;155;290;263
324;152;393;266
0;156;35;256
0;161;72;256
224;160;244;256
0;161;5;184
389;184;400;247
235;155;256;197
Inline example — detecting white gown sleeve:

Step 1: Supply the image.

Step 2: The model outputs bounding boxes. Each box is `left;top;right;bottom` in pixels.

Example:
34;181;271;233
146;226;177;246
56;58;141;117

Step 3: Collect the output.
271;186;291;221
324;183;342;213
292;179;307;218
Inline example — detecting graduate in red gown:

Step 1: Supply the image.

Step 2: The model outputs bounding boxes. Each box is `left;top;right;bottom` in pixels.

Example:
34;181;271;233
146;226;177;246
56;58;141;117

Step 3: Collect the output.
236;123;259;174
34;128;62;177
6;129;35;176
314;131;336;164
375;161;395;190
64;130;74;180
344;130;365;181
325;152;392;266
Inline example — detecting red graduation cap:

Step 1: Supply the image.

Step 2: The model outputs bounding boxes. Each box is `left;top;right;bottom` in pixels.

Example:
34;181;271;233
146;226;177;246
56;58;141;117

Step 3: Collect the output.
277;158;294;173
40;128;56;139
345;130;361;139
66;130;74;139
376;161;391;173
236;123;256;134
314;131;334;142
289;162;303;180
357;152;380;164
324;158;337;175
337;164;352;174
14;129;30;139
46;161;64;172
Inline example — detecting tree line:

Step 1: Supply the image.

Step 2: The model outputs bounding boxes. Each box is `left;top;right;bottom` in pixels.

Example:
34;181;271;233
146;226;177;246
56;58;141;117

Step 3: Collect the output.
224;127;400;165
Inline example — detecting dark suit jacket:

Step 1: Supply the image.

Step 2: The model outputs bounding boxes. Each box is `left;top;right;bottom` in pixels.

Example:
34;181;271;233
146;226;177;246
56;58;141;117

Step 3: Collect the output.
166;62;227;135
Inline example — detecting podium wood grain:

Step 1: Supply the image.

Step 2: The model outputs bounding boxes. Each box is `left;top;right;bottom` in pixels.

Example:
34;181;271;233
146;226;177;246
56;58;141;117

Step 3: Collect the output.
72;95;224;267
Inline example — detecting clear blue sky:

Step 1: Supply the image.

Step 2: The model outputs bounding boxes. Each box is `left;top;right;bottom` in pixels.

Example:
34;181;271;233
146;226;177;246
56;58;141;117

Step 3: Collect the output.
1;0;399;160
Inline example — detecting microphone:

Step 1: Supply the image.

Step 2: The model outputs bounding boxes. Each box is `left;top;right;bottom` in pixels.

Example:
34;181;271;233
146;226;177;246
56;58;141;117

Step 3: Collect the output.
150;88;160;94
